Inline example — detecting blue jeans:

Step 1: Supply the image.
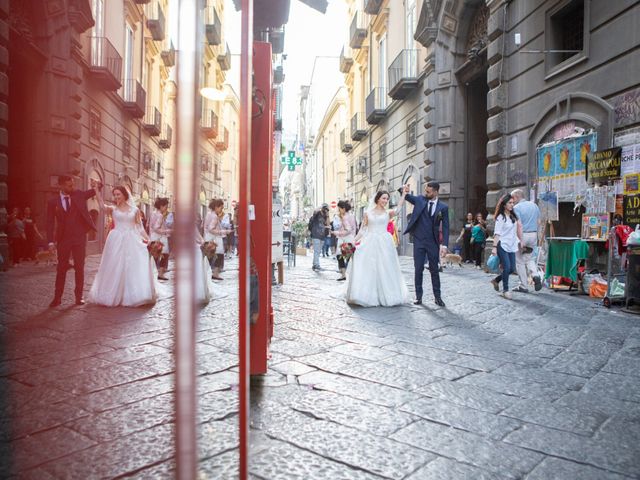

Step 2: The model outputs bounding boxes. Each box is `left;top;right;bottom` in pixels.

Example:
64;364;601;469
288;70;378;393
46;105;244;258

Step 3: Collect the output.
312;238;323;268
496;243;516;292
323;237;331;256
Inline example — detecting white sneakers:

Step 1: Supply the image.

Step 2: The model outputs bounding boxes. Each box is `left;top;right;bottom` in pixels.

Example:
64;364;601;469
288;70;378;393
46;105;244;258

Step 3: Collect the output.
502;291;513;300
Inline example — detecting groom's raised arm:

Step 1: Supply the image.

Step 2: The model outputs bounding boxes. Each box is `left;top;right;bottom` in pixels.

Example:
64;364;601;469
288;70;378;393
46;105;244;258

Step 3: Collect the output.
398;186;417;205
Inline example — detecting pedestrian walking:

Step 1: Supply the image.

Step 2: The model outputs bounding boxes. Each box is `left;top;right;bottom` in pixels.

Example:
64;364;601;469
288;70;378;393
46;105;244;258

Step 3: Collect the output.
308;204;329;270
22;207;43;261
490;194;522;300
471;213;487;269
46;176;100;306
204;199;232;280
511;189;543;293
332;200;356;281
7;208;26;266
149;197;172;281
402;181;449;307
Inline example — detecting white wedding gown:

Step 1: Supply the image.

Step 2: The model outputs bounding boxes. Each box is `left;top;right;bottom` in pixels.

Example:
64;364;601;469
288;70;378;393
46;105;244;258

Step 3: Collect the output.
89;207;157;307
345;210;409;307
196;231;213;304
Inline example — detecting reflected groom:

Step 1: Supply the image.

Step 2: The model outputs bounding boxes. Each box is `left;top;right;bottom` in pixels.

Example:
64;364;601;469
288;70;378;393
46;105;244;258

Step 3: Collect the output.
401;181;449;307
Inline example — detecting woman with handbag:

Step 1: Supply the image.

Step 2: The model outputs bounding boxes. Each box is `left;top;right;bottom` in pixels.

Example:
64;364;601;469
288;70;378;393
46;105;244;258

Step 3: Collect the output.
204;198;232;280
332;200;357;281
490;195;522;299
149;197;172;280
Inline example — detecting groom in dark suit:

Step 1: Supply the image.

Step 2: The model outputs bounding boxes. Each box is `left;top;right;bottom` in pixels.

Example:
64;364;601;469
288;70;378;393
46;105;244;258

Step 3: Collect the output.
401;181;449;307
46;175;99;307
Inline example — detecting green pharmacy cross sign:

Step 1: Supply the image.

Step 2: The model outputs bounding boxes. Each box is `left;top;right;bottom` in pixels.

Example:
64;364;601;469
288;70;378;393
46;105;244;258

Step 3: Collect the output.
281;150;303;170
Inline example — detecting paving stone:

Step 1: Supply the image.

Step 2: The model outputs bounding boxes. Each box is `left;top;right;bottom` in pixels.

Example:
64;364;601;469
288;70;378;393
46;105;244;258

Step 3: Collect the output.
382;342;459;363
295;351;371;373
262;408;435;479
526;456;632;480
501;397;607;436
418;379;518;413
391;420;543;479
298;371;422;407
331;342;397;361
198;389;239;423
458;371;568;400
198;371;239;393
526;325;584;346
518;342;565;359
505;424;640;478
405;457;509;480
10;356;114;386
449;355;504;372
544;351;610;378
199;450;239;479
7;400;91;440
325;330;396;347
270;339;328;357
75;374;174;413
69;393;174;443
270;360;317;376
383;353;474;380
46;363;158;394
492;363;585;390
568;337;623;356
283;389;418;437
340;361;439;390
554;391;640;420
198;417;239;460
11;426;96;471
581;372;640;403
602;354;640;378
123;460;174;479
249;441;384;480
400;396;521;440
96;344;170;364
42;423;174;478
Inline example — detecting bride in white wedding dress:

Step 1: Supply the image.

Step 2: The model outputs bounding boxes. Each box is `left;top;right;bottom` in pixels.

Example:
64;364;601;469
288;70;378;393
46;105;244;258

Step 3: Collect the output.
345;190;409;307
88;186;157;307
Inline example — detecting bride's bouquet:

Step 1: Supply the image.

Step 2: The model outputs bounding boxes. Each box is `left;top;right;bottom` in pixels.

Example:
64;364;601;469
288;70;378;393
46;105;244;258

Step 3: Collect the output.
147;241;164;260
340;242;356;261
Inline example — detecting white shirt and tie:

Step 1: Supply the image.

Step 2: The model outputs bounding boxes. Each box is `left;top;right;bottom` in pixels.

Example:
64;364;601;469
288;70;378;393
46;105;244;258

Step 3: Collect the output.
427;198;438;217
60;192;71;212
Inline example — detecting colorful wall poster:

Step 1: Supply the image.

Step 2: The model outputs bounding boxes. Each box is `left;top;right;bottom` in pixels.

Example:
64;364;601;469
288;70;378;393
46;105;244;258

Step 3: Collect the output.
539;190;559;222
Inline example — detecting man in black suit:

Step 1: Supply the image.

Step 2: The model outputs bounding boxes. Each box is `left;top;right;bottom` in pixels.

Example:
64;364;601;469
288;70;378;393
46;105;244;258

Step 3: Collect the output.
46;175;99;307
401;181;450;307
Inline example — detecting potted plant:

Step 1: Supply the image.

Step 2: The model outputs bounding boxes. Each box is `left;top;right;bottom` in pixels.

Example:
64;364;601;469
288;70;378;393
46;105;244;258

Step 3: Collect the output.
291;220;309;255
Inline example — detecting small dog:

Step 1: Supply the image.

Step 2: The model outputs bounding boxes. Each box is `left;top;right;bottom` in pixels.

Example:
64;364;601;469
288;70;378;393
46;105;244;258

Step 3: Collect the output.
443;253;463;268
35;249;57;266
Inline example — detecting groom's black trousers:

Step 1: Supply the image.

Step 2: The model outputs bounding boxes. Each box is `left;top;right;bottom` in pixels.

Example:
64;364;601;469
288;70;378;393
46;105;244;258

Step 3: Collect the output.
55;241;86;301
413;243;441;300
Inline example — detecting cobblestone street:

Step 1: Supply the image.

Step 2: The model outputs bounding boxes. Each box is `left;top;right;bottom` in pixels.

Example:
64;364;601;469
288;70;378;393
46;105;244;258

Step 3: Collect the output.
1;252;640;479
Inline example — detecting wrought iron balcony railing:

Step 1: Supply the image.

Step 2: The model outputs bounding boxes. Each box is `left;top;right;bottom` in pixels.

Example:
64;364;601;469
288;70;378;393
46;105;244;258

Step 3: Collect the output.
340;128;352;153
204;6;222;46
161;42;176;67
218;43;231;71
351;112;367;141
143;106;161;136
366;87;387;125
147;1;165;41
159;124;172;149
388;49;419;100
121;79;146;118
364;0;383;15
349;12;367;49
201;108;218;140
89;36;122;91
215;127;229;151
340;45;353;73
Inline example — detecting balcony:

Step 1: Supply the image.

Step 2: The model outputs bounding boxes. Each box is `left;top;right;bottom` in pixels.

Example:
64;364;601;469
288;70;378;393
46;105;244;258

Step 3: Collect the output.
121;79;146;118
89;37;122;91
215;127;229;151
364;0;383;15
339;46;353;73
218;43;231;71
133;0;150;4
351;112;367;141
201;154;211;173
388;49;419;100
204;6;222;46
161;42;176;67
146;1;165;41
269;27;285;54
273;65;284;85
350;12;367;49
366;87;387;124
143;106;161;136
340;128;352;153
159;124;172;149
201;109;218;140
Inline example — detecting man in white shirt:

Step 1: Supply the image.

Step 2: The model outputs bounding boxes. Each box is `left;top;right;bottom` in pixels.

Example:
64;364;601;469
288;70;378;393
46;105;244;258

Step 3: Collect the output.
511;189;542;293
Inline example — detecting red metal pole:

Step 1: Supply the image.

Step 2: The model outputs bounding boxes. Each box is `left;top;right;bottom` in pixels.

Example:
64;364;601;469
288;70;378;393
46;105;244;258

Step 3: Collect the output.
174;0;200;478
239;0;253;478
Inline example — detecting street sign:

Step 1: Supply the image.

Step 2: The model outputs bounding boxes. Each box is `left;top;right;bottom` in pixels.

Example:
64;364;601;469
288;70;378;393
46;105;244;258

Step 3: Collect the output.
231;200;237;208
296;157;302;165
288;164;295;171
288;150;295;159
280;156;286;164
330;201;337;209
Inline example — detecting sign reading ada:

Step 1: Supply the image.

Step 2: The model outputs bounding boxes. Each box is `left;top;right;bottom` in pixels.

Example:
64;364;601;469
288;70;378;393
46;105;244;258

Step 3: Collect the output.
623;194;640;228
587;147;622;184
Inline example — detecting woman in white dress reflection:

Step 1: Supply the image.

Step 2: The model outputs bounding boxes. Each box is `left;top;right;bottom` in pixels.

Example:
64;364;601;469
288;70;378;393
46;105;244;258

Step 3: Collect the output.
88;186;157;307
345;190;409;307
195;224;213;304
